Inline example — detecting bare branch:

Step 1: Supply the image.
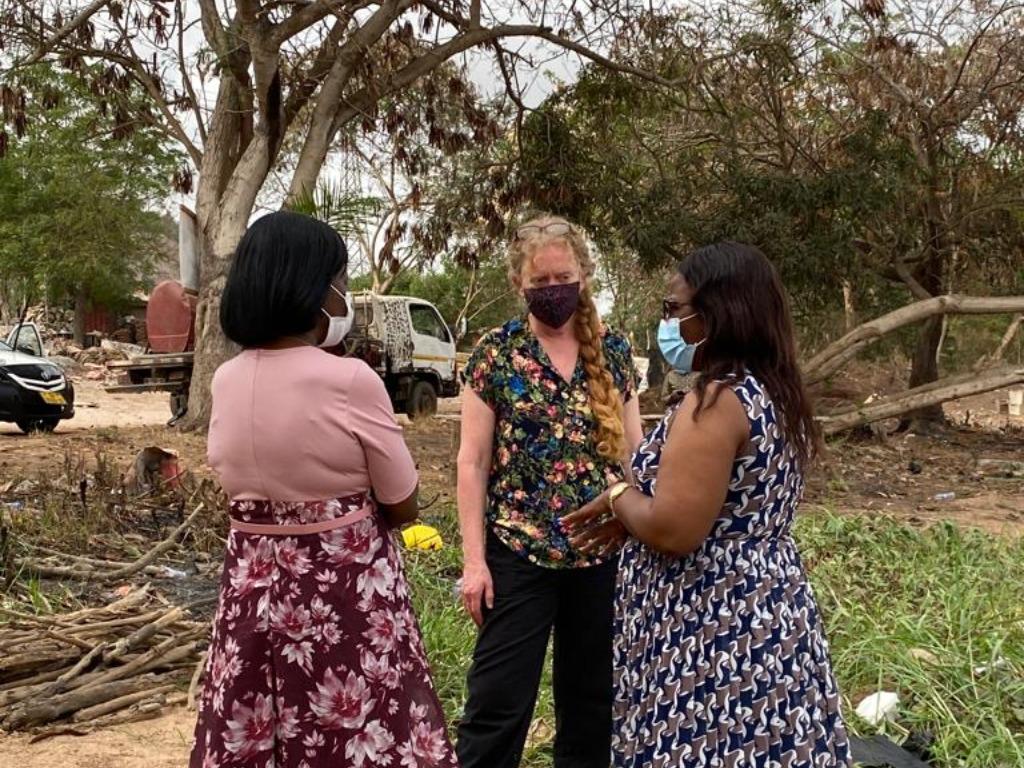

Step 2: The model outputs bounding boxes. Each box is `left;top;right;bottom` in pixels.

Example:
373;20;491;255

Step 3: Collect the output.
974;314;1024;371
272;0;335;43
20;0;111;67
176;0;208;145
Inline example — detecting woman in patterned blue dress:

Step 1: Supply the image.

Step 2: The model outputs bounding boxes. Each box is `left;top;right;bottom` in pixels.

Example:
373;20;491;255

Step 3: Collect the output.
565;242;850;768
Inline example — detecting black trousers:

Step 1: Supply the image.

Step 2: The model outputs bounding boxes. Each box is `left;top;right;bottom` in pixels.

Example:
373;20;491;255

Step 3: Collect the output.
456;531;616;768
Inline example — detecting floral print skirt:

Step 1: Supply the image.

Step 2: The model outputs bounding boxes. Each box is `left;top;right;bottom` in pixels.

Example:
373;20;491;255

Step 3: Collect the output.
189;495;457;768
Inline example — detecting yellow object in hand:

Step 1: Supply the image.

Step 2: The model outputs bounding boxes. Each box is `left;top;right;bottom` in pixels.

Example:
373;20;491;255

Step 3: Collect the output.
401;524;444;551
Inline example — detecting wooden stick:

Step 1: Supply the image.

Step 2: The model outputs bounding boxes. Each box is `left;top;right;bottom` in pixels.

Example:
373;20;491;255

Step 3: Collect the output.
187;652;207;711
103;608;185;663
98;504;204;583
72;685;175;722
38;643;111;698
42;630;95;652
68;609;169;636
0;659;144;709
69;631;202;693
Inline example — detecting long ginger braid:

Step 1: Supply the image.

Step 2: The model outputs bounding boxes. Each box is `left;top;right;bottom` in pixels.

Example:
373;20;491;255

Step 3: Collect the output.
509;213;626;461
574;282;626;460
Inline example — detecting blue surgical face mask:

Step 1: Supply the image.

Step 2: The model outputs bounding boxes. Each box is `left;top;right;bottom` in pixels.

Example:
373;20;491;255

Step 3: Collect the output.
657;315;705;374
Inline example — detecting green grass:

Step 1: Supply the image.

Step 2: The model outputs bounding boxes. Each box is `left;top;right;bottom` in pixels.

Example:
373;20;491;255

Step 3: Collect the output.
407;505;1024;768
801;510;1024;767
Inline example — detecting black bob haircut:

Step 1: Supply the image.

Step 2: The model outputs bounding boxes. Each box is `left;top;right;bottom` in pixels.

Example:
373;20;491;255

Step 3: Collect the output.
220;211;348;347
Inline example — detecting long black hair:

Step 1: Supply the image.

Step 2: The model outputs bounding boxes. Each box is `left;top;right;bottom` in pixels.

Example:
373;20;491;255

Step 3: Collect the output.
680;241;821;463
220;211;348;347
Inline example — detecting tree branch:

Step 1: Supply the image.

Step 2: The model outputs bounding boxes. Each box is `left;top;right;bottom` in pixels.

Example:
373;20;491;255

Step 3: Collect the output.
819;366;1024;435
271;0;335;44
974;314;1024;372
805;294;1024;385
176;0;208;145
20;0;111;67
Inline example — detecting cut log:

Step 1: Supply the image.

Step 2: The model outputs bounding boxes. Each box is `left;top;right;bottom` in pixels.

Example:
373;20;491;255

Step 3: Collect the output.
2;676;157;730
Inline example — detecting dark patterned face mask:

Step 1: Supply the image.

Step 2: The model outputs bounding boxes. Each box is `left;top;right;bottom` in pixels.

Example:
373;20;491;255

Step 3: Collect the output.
524;281;581;329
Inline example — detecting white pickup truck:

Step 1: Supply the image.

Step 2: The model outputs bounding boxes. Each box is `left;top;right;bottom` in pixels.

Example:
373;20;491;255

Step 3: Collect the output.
347;292;460;419
107;289;459;421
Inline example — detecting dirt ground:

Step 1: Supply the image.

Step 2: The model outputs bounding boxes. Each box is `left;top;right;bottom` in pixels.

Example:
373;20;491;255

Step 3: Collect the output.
0;378;1022;766
2;379;1021;535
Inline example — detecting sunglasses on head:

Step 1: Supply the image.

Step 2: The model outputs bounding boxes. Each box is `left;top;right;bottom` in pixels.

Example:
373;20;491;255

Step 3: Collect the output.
514;222;574;240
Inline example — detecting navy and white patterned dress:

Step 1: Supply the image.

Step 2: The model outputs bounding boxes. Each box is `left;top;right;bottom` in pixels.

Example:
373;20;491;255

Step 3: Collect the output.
612;374;850;767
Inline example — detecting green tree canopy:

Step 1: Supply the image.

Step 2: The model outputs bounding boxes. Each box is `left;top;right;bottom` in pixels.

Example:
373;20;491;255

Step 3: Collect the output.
0;66;180;322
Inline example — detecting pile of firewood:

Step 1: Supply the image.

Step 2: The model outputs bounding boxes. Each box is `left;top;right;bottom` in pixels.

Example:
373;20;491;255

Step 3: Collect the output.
0;586;208;735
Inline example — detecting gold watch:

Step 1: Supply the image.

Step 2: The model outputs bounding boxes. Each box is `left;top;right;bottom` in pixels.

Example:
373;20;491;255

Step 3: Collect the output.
607;481;631;518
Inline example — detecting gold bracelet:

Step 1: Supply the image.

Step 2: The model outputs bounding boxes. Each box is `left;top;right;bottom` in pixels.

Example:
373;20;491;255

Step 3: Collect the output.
607;481;631;518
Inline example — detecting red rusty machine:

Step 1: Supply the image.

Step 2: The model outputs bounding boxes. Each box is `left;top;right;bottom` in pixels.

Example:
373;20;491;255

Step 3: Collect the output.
106;207;200;422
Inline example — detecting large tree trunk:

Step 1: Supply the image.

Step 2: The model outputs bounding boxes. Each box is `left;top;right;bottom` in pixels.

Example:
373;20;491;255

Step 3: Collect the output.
73;288;87;348
179;214;246;430
903;249;946;428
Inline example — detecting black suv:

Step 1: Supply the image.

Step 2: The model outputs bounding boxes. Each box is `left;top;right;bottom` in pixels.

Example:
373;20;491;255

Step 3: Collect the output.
0;339;75;433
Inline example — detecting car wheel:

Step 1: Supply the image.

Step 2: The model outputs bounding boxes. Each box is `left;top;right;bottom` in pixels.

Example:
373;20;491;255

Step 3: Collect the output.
17;417;59;434
405;380;438;420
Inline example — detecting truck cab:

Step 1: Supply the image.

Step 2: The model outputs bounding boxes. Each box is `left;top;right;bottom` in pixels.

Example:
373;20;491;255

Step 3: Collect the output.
347;294;459;419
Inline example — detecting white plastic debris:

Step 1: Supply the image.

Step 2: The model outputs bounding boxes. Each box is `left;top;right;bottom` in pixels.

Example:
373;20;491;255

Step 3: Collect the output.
855;691;900;726
973;658;1009;676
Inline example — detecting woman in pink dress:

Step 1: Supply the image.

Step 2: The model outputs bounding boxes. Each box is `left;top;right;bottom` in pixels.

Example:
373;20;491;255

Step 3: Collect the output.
190;211;456;768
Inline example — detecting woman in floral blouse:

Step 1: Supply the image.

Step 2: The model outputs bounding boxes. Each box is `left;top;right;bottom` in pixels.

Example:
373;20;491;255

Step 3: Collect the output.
456;214;644;768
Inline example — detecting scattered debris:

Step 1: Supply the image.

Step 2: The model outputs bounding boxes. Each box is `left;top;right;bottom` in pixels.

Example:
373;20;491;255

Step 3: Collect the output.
976;458;1024;478
855;691;901;726
125;447;185;495
14;504;204;583
100;339;146;358
972;658;1010;677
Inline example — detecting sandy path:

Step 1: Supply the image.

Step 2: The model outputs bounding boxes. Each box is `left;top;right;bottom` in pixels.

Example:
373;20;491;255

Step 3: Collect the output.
0;378;171;437
0;708;195;768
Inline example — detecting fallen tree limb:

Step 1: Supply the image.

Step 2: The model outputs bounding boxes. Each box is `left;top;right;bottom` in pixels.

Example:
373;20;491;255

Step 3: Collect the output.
819;366;1024;435
805;294;1024;385
98;503;204;582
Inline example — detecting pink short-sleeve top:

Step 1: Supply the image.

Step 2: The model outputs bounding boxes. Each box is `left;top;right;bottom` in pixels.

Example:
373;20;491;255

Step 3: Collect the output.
207;347;418;503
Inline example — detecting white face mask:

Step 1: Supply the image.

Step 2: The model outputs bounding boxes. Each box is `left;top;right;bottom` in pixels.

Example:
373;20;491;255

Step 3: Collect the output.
319;286;354;348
